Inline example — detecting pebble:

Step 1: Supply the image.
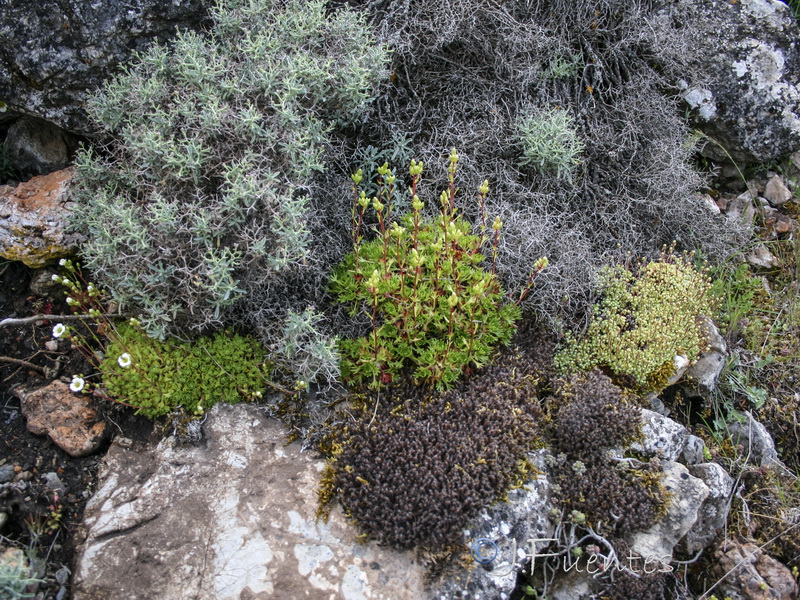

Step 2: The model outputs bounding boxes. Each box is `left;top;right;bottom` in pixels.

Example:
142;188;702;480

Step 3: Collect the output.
0;463;15;483
42;472;66;494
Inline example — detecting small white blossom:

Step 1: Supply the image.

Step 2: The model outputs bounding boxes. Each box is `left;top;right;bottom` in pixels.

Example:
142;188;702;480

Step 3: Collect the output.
117;353;132;368
69;377;85;393
51;274;61;282
59;258;67;266
52;323;66;338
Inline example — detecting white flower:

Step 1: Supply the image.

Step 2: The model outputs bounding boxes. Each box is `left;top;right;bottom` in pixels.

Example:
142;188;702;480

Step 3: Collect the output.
59;258;67;266
52;323;66;338
117;353;132;368
51;274;61;282
69;377;85;393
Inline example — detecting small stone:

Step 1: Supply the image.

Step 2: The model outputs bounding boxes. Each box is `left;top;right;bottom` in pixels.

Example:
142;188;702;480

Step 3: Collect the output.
0;464;15;483
710;539;798;600
45;340;59;352
0;512;8;530
764;175;793;207
773;215;794;235
682;435;707;466
685;319;727;394
16;380;107;457
42;472;66;494
698;192;721;215
115;437;133;449
13;471;33;483
747;245;779;269
29;268;61;297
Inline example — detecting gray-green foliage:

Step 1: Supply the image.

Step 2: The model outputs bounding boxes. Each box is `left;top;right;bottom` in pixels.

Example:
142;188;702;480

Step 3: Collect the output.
518;107;584;180
0;549;42;599
316;0;745;332
70;0;388;347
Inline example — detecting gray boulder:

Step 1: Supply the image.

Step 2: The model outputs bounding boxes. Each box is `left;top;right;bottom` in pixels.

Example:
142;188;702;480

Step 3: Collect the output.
629;409;688;462
0;0;209;135
685;319;728;395
432;450;555;600
73;403;430;600
726;410;780;466
4;117;78;179
662;0;800;164
680;462;734;554
629;461;709;563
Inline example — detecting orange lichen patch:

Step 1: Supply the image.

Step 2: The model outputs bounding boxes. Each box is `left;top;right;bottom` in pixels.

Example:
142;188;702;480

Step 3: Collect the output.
2;167;74;213
0;167;83;267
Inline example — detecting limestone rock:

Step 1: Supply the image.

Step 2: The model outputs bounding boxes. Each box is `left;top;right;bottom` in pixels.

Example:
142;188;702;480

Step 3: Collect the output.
0;1;209;135
726;411;780;466
664;0;800;165
4;117;78;179
629;461;709;563
28;267;61;297
685;318;727;395
432;450;554;600
17;380;107;457
680;462;734;554
764;174;793;207
682;434;707;466
0;168;84;267
73;404;430;600
629;409;688;462
747;245;780;269
710;539;799;600
727;191;758;229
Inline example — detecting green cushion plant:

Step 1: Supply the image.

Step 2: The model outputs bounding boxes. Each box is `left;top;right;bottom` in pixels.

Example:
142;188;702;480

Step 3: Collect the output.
555;247;715;394
330;149;546;389
100;323;269;419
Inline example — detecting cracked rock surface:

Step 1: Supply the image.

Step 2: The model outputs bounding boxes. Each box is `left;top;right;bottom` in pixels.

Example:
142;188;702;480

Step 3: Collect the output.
72;403;429;600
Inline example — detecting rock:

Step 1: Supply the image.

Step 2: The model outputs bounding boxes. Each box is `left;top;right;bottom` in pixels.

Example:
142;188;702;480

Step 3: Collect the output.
73;404;430;600
682;434;707;466
4;117;78;179
770;214;794;236
679;462;734;554
0;1;209;135
726;411;779;466
629;409;688;462
764;174;793;206
710;539;799;600
0;168;84;268
0;463;15;483
16;380;106;457
664;0;800;165
547;569;593;600
727;191;758;229
629;461;709;563
42;472;66;495
29;267;60;297
685;318;727;395
698;192;721;215
432;450;554;600
747;245;779;269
